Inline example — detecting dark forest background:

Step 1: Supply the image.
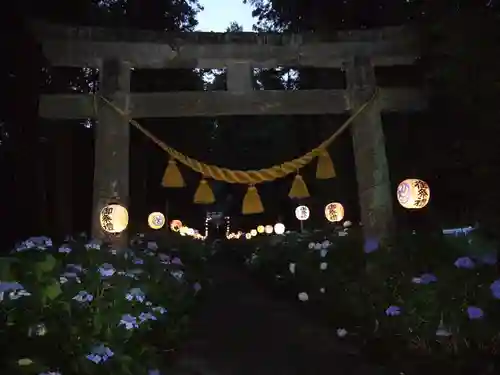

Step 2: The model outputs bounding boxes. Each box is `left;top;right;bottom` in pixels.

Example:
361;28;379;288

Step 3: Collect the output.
1;0;500;248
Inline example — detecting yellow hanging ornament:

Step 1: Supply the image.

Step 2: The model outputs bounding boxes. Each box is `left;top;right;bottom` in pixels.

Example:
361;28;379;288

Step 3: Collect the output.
242;185;264;214
288;174;310;199
316;149;336;179
194;179;215;204
162;159;185;187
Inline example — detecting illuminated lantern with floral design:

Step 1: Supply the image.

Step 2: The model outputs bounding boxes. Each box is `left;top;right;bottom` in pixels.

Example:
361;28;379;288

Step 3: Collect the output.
257;225;265;234
324;202;344;222
397;179;430;209
170;219;183;232
148;212;166;230
265;225;273;234
100;204;129;233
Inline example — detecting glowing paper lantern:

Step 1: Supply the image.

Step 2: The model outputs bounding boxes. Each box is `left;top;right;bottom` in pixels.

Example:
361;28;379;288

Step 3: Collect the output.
397;179;430;209
324;202;344;222
148;212;165;230
170;220;182;232
274;223;285;235
265;225;273;234
245;233;252;239
257;225;265;234
100;204;128;233
179;226;188;236
295;205;310;221
250;229;257;236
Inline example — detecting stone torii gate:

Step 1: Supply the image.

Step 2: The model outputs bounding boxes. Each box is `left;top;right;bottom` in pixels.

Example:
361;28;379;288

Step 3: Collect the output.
33;22;425;243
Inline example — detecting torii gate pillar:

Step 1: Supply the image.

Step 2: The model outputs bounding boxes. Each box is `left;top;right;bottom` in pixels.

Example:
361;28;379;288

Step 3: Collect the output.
91;59;131;246
346;56;394;243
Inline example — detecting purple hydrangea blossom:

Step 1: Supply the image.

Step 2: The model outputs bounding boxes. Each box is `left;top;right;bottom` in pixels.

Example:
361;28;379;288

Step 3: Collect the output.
490;279;500;299
385;305;401;316
364;238;379;254
467;306;484;320
454;257;475;269
412;273;438;285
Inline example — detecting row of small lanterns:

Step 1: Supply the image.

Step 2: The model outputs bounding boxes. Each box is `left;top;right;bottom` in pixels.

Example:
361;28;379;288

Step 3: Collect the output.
99;179;430;235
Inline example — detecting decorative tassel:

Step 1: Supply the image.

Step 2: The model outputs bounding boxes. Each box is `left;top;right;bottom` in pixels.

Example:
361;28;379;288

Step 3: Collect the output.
194;179;215;204
316;150;336;179
288;174;310;199
242;185;264;215
162;159;185;188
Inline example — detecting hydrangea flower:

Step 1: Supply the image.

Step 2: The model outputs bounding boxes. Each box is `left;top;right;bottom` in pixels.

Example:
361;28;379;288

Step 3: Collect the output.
152;306;167;314
385;305;401;316
321;240;331;249
58;244;72;254
119;314;139;330
336;328;348;337
170;270;184;281
125;288;146;303
319;262;328;271
467;306;484;320
86;344;114;363
412;273;437;285
85;240;101;250
132;257;144;265
147;241;158;250
73;291;93;303
490;279;500;299
454;256;475;269
98;263;116;277
320;249;328;258
308;242;315;249
314;243;322;250
171;257;183;266
364;238;379;254
139;312;157;323
298;292;309;302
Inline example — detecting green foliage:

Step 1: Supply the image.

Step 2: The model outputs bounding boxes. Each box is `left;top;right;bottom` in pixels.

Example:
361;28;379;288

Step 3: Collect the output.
237;228;500;372
0;236;207;375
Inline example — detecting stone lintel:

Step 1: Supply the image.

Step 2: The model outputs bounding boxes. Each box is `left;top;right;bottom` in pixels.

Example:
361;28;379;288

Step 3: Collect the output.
39;88;425;119
31;22;418;68
91;59;131;246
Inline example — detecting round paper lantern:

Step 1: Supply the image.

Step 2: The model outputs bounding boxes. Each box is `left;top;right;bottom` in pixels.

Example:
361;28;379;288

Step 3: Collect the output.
324;202;344;222
100;204;128;233
148;212;165;230
170;219;182;232
257;225;265;234
274;223;285;235
397;179;430;209
265;225;273;234
295;205;310;221
245;233;252;239
250;229;257;236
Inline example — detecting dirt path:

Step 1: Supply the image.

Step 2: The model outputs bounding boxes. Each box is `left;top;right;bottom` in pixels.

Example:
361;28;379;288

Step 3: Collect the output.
171;255;386;375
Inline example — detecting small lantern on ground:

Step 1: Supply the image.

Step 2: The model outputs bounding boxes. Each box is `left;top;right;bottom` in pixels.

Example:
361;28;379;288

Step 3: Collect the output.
257;225;265;234
250;229;257;236
265;225;273;234
148;212;166;230
397;179;430;209
170;219;183;232
100;204;128;234
274;222;285;235
324;202;344;223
